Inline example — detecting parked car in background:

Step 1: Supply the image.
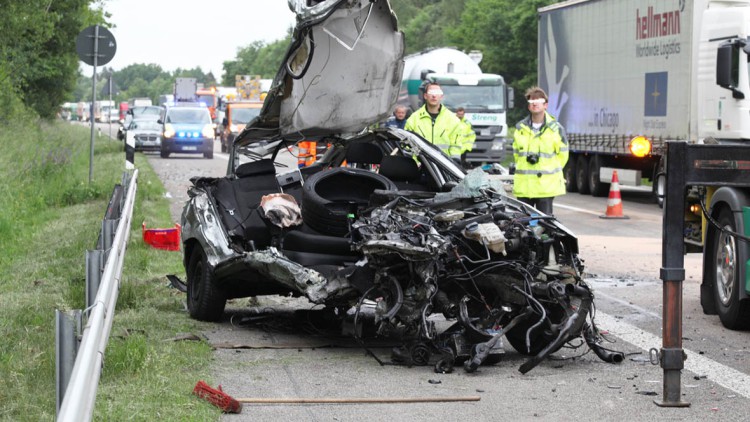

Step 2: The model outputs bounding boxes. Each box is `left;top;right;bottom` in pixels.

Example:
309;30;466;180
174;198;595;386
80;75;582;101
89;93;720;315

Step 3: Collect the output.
219;101;262;153
126;119;162;152
159;102;214;159
178;0;619;375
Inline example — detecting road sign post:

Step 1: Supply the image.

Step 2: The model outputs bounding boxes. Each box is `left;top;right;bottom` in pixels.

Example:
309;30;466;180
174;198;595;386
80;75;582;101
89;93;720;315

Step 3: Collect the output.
76;25;116;184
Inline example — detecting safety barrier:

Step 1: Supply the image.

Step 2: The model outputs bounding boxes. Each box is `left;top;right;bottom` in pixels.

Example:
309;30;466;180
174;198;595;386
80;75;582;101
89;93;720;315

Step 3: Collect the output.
55;170;138;421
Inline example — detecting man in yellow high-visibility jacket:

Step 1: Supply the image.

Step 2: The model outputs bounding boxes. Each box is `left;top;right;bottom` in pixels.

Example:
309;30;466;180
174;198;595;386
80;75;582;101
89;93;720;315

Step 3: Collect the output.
512;86;569;215
405;82;463;160
455;106;476;167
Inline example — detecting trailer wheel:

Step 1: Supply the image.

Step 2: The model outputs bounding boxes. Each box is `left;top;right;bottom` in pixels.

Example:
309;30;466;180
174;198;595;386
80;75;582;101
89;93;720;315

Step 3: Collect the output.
564;156;578;193
575;155;590;194
588;155;610;197
709;208;750;330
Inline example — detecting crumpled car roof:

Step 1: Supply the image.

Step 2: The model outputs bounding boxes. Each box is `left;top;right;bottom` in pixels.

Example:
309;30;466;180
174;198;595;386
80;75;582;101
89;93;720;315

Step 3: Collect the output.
235;0;403;147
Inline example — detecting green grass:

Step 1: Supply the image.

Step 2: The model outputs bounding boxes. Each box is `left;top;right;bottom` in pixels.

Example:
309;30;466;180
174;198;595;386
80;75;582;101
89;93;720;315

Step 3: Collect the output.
0;120;220;421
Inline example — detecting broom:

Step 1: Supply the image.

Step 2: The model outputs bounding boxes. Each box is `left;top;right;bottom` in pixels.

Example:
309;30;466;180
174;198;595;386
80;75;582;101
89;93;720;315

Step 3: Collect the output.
193;381;481;413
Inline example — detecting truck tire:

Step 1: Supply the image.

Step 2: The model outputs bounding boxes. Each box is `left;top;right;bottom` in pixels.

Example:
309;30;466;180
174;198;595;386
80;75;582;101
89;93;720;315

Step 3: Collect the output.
575;155;590;194
186;246;226;321
564;155;578;193
588;155;610;197
708;208;750;330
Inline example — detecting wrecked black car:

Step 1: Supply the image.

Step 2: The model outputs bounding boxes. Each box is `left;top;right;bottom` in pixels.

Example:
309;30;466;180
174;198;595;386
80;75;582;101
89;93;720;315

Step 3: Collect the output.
180;0;622;374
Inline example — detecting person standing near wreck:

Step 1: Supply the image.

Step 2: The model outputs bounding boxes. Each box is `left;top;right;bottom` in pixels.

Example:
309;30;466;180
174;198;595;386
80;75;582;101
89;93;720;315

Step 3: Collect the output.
404;82;463;160
512;86;569;215
384;105;408;129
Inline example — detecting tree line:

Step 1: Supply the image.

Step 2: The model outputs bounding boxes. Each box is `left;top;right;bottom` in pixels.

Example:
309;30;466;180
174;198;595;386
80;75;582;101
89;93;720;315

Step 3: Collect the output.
2;0;556;123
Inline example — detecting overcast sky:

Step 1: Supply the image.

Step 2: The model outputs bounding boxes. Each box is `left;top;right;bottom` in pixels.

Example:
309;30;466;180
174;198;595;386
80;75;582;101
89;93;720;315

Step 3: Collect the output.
87;0;297;77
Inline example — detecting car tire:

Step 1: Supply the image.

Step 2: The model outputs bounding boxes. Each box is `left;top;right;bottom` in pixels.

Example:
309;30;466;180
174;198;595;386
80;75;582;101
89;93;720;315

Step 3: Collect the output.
186;246;226;322
709;208;750;330
575;155;590;194
302;168;397;236
160;149;170;159
204;148;213;159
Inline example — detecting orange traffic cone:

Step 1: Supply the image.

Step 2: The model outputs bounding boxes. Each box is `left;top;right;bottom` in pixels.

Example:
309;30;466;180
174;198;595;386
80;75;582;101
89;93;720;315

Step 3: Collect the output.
599;170;629;219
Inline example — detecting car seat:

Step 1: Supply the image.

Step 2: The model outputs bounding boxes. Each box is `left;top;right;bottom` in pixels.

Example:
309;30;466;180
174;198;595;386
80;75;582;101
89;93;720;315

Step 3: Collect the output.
379;155;430;191
213;159;280;248
345;142;383;169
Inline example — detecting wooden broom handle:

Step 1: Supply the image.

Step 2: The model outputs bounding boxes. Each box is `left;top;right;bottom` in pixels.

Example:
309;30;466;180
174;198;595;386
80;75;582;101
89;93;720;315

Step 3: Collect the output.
237;396;481;404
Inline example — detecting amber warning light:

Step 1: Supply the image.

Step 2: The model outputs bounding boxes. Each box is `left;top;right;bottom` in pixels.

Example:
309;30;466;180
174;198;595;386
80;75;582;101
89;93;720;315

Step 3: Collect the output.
629;136;651;157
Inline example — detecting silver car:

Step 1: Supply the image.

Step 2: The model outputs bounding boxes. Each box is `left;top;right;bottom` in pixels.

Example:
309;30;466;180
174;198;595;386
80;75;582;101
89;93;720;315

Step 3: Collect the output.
179;0;621;374
126;119;162;152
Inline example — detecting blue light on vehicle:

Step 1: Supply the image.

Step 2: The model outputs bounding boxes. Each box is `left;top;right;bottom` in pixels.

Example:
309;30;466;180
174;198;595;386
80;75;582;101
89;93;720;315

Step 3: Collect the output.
174;130;202;139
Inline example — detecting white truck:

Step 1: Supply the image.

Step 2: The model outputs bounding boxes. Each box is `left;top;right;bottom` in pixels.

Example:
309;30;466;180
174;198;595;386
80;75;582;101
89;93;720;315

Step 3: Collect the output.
539;0;750;329
174;77;197;102
399;47;514;166
93;100;115;122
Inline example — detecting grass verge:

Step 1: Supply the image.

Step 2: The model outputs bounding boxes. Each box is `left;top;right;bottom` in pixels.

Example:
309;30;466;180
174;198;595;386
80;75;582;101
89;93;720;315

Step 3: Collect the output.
0;120;220;421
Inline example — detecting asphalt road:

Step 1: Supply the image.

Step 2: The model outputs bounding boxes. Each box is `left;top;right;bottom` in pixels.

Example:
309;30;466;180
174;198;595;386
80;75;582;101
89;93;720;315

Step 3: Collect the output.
141;139;750;422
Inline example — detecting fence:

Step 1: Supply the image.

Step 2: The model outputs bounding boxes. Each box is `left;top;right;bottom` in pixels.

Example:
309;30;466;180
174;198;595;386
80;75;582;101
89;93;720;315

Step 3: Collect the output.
55;170;138;421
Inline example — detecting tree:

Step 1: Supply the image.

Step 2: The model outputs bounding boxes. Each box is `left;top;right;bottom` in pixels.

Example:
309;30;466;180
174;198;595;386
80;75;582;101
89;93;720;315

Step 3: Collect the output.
448;0;556;122
0;0;106;119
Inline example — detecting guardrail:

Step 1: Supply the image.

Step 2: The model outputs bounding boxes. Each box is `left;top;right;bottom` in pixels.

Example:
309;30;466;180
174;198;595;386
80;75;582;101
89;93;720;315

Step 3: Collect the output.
55;170;138;421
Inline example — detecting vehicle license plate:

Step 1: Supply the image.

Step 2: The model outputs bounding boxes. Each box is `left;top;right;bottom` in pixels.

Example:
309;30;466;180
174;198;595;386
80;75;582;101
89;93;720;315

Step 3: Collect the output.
182;146;197;151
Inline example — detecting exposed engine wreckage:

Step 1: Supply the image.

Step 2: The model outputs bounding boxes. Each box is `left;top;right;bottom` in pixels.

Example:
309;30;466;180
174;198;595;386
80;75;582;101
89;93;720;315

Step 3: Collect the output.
225;171;624;374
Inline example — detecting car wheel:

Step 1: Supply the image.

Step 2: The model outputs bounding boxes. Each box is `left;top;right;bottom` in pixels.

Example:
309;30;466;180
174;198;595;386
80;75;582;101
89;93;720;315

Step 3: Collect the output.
588;155;610;197
709;208;750;330
302;168;397;236
160;149;170;159
575;155;590;194
186;246;226;321
204;149;213;159
563;154;577;193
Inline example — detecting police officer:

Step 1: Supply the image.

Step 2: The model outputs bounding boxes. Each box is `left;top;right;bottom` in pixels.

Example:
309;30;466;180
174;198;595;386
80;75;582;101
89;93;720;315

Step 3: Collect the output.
404;82;462;159
455;106;476;167
512;86;569;215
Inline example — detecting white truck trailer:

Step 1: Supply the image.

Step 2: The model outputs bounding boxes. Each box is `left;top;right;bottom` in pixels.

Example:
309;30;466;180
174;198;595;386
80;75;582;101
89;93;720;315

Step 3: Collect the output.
174;77;198;103
539;0;750;329
399;47;514;166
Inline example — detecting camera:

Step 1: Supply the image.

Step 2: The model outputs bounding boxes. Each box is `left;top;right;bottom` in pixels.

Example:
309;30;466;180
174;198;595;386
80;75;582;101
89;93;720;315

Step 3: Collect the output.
526;153;539;165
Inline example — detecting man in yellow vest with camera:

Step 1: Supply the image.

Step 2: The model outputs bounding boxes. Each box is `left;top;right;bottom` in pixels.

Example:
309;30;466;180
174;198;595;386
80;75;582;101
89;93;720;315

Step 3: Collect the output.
512;86;569;215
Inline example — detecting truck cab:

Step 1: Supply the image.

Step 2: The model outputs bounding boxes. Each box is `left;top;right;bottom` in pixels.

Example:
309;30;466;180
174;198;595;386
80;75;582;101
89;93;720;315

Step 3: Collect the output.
400;48;514;167
219;101;263;153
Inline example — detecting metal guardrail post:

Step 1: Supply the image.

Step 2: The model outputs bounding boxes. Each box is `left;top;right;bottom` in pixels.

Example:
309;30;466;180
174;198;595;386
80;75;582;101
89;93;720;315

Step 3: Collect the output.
101;218;118;255
85;249;104;310
55;309;82;413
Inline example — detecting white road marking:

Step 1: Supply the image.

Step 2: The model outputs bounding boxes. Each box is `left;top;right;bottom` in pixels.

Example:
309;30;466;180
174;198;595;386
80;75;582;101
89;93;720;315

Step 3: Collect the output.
594;310;750;399
556;202;602;217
